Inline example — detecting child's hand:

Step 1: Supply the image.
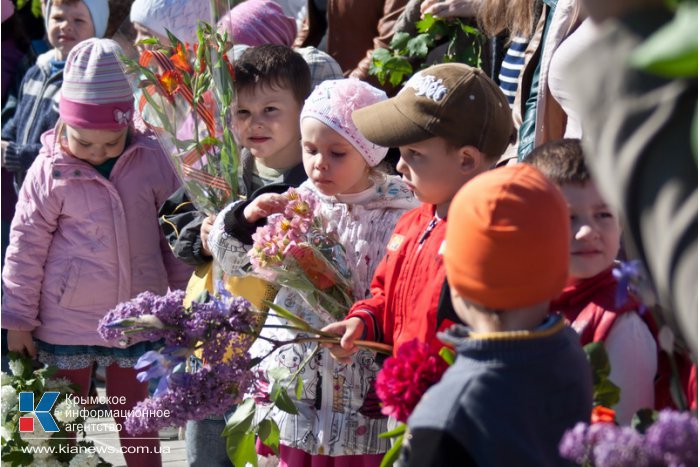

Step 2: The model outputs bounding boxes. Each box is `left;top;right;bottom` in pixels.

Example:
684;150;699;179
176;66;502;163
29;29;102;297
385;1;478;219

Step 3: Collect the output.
243;193;287;223
7;330;36;358
200;214;215;256
321;317;365;364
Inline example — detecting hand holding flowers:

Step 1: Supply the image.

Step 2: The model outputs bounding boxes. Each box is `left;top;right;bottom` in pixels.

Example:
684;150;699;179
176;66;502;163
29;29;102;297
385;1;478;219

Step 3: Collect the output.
248;188;355;323
98;284;391;437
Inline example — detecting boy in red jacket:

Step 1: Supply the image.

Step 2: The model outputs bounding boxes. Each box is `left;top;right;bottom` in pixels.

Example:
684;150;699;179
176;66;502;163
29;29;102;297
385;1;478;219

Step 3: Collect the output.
527;139;658;424
323;63;515;358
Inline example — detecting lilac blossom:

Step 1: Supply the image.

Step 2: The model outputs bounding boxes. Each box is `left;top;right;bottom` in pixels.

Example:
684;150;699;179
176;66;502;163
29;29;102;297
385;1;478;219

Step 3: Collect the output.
645;410;698;467
559;422;590;465
560;410;698;467
590;425;648;467
124;359;254;435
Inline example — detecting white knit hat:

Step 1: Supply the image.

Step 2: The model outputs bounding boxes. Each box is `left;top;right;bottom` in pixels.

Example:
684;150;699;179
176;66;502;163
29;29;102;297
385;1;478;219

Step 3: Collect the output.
45;0;110;38
130;0;211;45
301;79;389;167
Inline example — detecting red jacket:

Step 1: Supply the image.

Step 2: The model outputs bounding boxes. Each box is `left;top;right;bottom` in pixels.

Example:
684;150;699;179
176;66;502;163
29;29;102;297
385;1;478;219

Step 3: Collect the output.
551;267;697;410
347;203;452;354
551;267;640;344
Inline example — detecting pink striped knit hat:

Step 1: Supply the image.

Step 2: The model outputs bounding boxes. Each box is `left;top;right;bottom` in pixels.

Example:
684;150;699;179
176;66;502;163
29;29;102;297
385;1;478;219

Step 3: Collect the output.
59;38;134;130
217;0;296;47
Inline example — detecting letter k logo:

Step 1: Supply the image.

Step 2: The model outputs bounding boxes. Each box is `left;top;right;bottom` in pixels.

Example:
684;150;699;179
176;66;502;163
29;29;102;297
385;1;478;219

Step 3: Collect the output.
18;392;60;432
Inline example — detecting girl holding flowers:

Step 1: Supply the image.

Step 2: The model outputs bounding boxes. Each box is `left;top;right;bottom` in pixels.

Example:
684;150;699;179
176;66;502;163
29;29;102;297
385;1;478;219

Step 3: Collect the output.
2;38;191;467
212;79;417;466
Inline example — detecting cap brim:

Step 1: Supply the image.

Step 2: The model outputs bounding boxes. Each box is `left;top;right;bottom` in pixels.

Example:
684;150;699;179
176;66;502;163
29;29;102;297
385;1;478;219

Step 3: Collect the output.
352;99;434;148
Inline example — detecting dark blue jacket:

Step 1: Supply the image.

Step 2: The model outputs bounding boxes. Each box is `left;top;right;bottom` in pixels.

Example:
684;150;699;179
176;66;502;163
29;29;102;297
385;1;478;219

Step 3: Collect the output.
403;317;592;467
2;50;62;191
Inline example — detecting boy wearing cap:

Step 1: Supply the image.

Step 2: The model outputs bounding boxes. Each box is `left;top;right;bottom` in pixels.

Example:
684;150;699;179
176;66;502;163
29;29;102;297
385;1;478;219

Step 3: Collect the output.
2;0;109;191
323;63;515;358
401;165;593;466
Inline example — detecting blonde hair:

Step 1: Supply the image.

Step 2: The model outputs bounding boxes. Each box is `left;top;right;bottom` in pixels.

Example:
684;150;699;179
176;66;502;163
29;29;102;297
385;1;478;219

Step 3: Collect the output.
477;0;539;39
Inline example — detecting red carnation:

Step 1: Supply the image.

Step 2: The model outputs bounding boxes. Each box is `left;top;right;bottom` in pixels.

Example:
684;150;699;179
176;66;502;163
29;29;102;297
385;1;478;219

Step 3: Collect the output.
375;339;450;423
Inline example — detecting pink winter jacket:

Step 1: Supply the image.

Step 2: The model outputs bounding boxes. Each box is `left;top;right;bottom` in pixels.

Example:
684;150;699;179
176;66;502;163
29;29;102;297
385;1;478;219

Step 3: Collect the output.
2;129;192;345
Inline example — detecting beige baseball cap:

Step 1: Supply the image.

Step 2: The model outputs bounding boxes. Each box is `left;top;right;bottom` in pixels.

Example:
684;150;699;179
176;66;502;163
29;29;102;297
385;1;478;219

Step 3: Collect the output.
352;63;515;158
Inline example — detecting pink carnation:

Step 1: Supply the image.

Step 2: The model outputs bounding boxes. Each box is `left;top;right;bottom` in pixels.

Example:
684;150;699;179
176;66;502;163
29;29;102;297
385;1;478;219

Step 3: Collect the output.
375;339;449;423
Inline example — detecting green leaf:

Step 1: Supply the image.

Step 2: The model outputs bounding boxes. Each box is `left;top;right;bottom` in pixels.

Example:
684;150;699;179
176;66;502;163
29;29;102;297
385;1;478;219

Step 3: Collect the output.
631;408;658;434
378;423;406;439
137;37;161;46
264;301;314;333
584;342;611;381
390;32;411;52
258;419;280;454
380;432;404;467
295;376;304;400
226;429;257;467
630;2;698;78
594;379;621;409
222;398;256;437
416;14;437;33
460;23;480;36
439;347;456;366
1;449;34;465
383;56;414;87
406;34;433;58
270;381;299;414
267;367;291;382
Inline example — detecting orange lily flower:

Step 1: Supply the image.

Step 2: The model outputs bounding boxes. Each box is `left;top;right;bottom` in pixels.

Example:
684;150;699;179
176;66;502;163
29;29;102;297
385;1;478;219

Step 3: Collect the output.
591;405;616;424
170;43;193;73
158;69;182;96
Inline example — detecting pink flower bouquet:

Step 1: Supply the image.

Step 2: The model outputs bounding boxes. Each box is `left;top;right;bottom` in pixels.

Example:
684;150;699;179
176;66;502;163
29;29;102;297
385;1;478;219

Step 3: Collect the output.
248;188;354;322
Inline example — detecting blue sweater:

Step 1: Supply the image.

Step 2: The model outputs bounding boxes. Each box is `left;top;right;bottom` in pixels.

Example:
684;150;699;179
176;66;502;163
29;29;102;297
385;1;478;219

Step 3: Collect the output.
403;317;592;467
2;50;63;190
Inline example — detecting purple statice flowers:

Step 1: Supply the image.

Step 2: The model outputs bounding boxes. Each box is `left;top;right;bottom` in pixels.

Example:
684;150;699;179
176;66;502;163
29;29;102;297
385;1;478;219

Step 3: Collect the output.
560;410;697;466
98;285;260;434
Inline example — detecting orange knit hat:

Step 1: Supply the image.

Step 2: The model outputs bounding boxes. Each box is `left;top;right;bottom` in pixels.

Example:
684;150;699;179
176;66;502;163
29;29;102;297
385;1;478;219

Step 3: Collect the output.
444;164;570;309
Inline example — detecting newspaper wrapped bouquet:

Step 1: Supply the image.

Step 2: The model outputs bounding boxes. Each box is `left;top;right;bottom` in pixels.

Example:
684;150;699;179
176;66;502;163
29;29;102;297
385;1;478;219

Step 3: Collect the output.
120;23;239;213
248;188;354;322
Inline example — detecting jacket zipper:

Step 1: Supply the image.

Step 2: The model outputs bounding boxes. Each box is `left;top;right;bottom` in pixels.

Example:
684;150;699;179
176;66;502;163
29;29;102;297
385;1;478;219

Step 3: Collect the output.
318;349;334;454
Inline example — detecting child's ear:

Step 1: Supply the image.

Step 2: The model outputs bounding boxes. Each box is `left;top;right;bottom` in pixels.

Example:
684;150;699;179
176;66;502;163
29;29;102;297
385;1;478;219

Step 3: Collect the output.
457;146;486;174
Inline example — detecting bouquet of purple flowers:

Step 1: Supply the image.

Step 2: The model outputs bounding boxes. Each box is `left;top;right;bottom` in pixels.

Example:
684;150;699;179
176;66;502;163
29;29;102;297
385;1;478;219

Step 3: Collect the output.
98;283;390;436
559;409;697;467
98;285;258;434
248;187;354;323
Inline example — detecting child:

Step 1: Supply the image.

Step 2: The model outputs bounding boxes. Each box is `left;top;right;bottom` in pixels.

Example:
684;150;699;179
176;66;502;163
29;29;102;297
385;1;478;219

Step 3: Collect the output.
402;164;593;466
2;38;190;467
235;78;417;466
129;0;211;52
322;63;515;358
526;139;658;424
160;45;312;467
1;0;108;191
163;44;312;270
206;44;314;271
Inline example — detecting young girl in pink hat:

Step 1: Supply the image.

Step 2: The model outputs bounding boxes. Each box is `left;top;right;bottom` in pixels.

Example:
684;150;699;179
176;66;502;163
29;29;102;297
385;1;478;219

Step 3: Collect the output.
3;37;191;467
211;79;418;466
